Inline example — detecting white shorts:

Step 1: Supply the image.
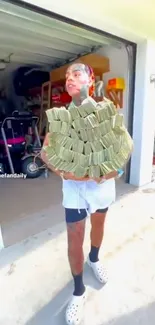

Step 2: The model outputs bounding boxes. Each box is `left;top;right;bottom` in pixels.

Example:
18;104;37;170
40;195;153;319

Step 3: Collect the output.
62;178;116;214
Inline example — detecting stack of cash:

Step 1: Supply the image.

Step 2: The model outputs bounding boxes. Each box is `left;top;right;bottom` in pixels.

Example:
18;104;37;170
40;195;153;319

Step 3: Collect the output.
44;97;133;178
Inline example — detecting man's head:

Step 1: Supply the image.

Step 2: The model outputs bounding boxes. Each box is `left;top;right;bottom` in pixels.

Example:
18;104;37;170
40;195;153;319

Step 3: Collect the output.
65;63;95;99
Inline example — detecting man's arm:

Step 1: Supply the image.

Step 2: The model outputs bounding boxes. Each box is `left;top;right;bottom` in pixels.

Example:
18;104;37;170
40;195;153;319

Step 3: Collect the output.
40;133;120;182
40;133;89;180
40;133;62;176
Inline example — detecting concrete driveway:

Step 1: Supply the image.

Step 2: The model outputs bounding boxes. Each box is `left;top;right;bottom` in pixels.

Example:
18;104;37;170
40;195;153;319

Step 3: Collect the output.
0;182;155;325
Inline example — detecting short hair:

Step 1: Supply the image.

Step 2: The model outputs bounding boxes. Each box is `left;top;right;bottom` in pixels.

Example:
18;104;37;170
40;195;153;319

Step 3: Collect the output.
84;64;95;97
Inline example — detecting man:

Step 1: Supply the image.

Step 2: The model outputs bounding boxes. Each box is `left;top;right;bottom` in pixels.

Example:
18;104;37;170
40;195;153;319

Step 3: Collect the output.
41;63;121;325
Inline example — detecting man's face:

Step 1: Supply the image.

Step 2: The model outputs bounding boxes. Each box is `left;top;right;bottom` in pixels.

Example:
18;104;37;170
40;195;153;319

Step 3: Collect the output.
65;63;91;97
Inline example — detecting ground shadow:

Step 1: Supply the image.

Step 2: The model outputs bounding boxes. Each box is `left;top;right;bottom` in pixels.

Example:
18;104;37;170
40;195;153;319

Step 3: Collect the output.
25;262;106;325
99;301;155;325
0;220;66;270
0;179;137;270
25;273;155;325
115;179;137;202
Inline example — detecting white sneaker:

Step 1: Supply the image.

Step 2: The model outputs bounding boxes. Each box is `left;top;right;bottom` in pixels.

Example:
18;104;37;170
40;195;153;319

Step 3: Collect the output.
87;256;108;284
65;290;87;325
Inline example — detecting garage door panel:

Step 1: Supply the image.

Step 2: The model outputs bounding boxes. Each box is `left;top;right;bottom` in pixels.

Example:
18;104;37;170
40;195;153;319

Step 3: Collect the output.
0;30;90;57
0;39;79;60
0;1;122;68
0;3;117;46
0;1;123;68
0;12;104;50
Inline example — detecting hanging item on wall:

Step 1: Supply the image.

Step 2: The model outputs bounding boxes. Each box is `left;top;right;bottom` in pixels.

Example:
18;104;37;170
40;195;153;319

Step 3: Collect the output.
94;80;104;97
52;84;72;105
106;78;125;109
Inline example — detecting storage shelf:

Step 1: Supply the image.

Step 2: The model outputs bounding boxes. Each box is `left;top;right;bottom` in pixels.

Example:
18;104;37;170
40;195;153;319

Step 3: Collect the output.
50;53;109;83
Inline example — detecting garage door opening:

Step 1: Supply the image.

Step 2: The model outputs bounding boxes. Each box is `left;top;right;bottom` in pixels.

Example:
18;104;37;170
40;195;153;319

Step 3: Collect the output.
0;1;136;247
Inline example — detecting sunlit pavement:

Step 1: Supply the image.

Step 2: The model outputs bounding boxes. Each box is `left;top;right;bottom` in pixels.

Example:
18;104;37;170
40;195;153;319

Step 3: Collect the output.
0;182;155;325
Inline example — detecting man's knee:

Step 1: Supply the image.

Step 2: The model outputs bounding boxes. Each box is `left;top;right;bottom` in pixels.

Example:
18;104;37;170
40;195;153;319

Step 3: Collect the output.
65;208;87;223
95;207;108;214
67;219;86;249
91;208;108;228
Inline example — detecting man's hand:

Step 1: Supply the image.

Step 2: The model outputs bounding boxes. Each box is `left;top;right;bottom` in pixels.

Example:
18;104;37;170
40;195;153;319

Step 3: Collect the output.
40;133;58;174
40;135;74;179
92;171;118;183
42;132;50;146
41;133;119;182
62;172;89;181
63;171;118;182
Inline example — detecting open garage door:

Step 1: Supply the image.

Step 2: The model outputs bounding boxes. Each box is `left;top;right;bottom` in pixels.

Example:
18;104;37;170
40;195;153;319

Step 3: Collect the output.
0;0;137;248
0;1;125;68
0;0;136;183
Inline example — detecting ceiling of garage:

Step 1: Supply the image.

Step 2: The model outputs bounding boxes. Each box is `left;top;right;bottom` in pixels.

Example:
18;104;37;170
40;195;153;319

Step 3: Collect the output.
0;1;123;70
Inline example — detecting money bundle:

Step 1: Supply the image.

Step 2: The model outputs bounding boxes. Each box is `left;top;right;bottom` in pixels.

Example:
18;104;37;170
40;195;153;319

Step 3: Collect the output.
44;97;133;178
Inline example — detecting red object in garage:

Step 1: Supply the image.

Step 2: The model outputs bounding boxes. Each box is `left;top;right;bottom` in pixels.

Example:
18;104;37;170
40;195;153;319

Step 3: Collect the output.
52;92;71;105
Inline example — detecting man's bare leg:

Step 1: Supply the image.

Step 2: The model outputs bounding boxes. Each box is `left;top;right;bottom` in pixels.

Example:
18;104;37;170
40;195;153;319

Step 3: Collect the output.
90;209;107;261
67;218;86;296
65;213;87;325
87;209;108;283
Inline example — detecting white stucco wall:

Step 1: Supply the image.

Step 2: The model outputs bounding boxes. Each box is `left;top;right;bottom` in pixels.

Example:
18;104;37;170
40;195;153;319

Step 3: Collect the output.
19;0;146;43
98;43;155;187
97;46;129;126
130;40;155;186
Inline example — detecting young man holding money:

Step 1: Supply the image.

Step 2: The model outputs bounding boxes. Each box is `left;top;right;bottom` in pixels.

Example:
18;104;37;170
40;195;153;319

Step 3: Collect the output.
41;63;123;325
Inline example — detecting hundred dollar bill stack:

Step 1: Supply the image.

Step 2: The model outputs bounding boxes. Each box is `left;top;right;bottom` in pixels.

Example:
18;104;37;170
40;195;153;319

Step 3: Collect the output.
43;97;133;179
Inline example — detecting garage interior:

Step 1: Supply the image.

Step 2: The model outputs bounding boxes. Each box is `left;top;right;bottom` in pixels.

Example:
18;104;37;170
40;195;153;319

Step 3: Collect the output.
0;1;135;247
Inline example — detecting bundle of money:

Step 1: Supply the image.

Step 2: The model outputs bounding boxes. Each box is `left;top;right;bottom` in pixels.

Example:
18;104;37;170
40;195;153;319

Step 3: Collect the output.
44;97;133;178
